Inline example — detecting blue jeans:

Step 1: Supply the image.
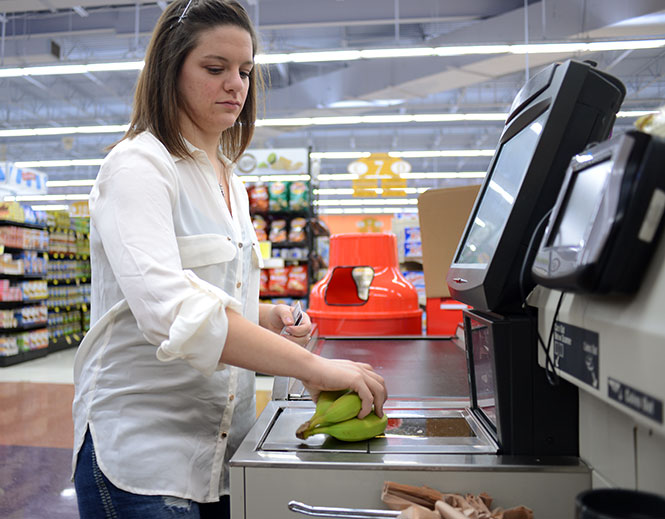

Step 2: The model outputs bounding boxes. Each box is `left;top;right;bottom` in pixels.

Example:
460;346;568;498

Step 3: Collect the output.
74;429;230;519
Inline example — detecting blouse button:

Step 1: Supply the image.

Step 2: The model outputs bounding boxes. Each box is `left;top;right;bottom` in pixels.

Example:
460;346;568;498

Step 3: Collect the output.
226;236;231;241
221;431;228;438
238;243;244;248
229;394;235;401
236;281;242;289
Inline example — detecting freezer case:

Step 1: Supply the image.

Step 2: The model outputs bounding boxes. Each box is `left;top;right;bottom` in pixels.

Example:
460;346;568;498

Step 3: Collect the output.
230;337;590;518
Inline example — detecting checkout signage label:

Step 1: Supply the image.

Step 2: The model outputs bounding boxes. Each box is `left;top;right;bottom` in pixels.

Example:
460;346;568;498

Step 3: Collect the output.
608;377;663;424
553;321;600;389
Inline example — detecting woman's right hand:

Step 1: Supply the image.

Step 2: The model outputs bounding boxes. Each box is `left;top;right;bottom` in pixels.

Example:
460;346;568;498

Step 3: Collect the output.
301;356;387;419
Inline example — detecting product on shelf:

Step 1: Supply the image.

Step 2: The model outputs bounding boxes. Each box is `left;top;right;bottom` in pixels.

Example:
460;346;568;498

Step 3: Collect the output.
268;181;289;211
248;183;269;212
0;304;48;328
267;267;289;294
288;217;307;243
289;181;309;211
252;215;268;241
286;265;308;295
0;335;19;357
0;279;23;301
260;269;269;293
268;219;288;243
0;254;24;275
0;202;26;223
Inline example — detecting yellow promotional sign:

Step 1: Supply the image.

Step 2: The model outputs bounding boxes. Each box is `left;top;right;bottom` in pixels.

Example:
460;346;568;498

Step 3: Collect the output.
348;153;410;197
69;200;90;218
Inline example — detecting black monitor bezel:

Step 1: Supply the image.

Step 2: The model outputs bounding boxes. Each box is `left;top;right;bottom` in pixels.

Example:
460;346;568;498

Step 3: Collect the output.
532;130;665;293
447;60;625;313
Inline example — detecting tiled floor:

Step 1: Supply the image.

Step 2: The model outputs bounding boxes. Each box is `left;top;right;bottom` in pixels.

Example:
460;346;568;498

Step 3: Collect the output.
0;347;274;518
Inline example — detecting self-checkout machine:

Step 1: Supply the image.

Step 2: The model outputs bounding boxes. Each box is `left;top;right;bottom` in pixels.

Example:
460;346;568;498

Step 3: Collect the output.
527;126;665;496
229;60;627;519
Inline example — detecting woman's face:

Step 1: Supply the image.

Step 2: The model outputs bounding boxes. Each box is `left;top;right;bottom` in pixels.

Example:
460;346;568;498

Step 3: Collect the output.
177;24;253;138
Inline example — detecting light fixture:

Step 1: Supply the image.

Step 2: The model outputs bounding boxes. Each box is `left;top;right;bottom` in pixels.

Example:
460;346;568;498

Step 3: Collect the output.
46;179;96;187
72;6;89;17
315;187;431;195
310;152;371;160
238;174;311;182
314;198;418;206
318;207;419;215
14;159;104;167
30;204;70;211
0;110;653;139
390;150;495;158
0;39;663;78
311;150;496;160
0;125;128;137
5;194;90;202
317;171;486;181
0;61;144;78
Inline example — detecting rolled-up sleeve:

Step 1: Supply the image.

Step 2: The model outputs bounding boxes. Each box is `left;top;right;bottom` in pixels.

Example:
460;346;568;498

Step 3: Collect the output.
90;143;241;376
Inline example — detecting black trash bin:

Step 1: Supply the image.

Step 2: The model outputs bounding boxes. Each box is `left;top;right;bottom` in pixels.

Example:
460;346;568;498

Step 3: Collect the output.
576;488;665;519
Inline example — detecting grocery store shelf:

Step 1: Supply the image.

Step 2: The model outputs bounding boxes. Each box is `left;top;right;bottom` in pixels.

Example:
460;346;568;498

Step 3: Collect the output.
0;347;49;367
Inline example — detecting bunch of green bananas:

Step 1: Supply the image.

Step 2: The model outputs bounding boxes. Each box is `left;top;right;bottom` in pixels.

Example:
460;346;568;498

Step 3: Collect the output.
295;390;388;442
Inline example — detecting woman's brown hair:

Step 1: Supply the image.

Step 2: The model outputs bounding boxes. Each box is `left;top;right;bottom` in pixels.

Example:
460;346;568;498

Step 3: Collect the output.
116;0;263;162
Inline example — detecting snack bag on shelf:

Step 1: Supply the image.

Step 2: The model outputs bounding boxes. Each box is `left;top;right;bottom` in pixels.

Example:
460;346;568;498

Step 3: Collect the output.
260;269;269;293
268;181;290;211
289;181;309;211
286;265;308;295
248;183;269;212
288;217;307;243
267;267;289;294
269;219;288;243
252;215;268;241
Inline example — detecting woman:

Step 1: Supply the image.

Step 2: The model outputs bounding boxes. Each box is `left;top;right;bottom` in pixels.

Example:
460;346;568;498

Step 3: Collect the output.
71;1;387;517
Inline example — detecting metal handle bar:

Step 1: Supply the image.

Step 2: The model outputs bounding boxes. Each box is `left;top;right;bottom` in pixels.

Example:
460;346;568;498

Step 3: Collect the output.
288;500;401;518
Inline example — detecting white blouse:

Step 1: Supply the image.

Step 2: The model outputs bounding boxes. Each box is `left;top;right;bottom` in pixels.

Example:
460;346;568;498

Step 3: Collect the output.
71;131;263;502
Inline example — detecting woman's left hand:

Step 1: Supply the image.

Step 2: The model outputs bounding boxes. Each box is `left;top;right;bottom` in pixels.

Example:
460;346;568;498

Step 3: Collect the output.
265;303;313;346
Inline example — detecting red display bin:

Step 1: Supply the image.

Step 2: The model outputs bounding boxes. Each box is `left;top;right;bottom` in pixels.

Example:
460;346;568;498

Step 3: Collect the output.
425;297;470;336
308;233;422;336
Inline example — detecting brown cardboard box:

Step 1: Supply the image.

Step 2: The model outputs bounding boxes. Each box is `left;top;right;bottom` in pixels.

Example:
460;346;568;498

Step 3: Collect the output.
417;185;481;298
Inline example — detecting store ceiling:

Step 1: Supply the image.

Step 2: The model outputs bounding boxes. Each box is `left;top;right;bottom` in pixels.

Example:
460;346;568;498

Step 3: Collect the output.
1;0;665;210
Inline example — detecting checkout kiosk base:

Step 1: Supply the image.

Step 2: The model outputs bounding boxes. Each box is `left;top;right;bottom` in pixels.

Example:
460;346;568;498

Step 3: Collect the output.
230;335;589;519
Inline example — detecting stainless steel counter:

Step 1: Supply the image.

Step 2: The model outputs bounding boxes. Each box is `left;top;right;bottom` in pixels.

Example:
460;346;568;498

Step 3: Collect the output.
273;335;470;402
230;336;591;519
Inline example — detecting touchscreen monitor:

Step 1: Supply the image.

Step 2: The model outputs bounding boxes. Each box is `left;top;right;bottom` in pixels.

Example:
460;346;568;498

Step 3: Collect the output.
457;113;547;265
548;159;613;249
446;59;625;313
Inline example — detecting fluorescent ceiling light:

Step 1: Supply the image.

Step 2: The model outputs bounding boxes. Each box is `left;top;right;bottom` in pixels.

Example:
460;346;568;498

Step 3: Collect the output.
5;194;90;202
0;125;128;137
326;99;405;109
31;204;70;211
401;171;486;179
0;61;143;78
318;207;419;215
14;159;104;167
46;179;96;187
315;187;430;195
0;110;650;139
0;39;663;78
389;150;495;158
316;171;486;181
311;150;494;159
72;6;89;17
360;48;436;59
315;198;418;206
238;174;310;182
310;152;371;159
435;45;511;56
